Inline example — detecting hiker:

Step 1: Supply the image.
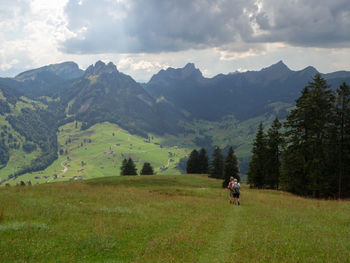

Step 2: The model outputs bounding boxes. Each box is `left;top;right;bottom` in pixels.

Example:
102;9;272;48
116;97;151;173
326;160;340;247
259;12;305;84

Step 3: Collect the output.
227;176;235;204
233;178;240;206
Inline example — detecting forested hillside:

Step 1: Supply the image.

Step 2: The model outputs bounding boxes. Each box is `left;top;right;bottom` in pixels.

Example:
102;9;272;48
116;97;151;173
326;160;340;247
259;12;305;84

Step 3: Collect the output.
60;61;185;136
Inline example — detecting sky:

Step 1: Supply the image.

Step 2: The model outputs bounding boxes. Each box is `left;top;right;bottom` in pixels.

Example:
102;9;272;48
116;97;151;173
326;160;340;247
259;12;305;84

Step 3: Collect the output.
1;0;350;82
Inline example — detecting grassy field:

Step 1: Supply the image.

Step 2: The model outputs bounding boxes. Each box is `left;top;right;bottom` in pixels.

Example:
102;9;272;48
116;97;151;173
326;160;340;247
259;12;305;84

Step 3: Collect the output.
0;174;349;262
7;122;190;185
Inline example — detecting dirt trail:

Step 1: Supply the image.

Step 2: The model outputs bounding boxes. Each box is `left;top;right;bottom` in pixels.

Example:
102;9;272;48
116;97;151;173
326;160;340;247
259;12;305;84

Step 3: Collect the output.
60;161;68;174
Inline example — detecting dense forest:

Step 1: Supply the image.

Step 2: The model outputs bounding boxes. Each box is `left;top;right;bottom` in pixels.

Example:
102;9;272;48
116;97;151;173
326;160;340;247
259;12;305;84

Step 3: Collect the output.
248;74;350;198
6;108;59;178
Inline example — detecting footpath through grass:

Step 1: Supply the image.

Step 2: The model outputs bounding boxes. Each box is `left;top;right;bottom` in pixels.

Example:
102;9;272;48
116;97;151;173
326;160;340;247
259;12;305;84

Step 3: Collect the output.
0;174;349;262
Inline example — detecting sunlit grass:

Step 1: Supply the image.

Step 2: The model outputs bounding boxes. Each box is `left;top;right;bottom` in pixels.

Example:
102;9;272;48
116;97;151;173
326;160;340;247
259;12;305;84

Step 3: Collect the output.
10;122;190;185
0;174;349;262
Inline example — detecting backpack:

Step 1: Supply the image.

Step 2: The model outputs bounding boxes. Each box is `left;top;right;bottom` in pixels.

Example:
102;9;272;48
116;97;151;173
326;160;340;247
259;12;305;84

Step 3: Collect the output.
233;182;240;194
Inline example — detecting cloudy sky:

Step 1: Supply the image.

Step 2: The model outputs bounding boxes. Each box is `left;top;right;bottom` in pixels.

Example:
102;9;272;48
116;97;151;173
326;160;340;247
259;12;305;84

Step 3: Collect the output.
1;0;350;82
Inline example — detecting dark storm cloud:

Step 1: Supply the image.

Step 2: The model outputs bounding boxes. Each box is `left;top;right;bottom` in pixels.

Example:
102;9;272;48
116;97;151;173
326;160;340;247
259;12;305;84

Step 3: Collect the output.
250;0;350;47
61;0;350;54
62;0;257;53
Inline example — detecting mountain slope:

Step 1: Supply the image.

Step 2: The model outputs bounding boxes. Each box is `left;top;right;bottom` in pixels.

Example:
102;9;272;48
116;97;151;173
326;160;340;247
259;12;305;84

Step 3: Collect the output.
15;61;84;81
0;62;85;98
60;61;185;136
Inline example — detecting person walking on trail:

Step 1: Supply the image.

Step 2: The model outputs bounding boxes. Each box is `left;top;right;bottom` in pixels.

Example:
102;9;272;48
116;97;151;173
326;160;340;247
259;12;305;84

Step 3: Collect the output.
233;178;240;206
227;176;235;204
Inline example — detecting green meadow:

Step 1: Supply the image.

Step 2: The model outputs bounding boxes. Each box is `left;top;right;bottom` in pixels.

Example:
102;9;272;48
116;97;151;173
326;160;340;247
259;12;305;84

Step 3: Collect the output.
0;174;349;262
7;122;190;185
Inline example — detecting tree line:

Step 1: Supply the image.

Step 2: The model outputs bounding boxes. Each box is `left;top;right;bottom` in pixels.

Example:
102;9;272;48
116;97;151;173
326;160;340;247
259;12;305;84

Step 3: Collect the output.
186;147;240;187
248;74;350;198
120;158;154;175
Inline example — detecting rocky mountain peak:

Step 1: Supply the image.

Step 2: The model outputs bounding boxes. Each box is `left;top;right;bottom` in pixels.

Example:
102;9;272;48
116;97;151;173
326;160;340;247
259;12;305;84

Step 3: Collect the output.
300;65;318;75
85;61;118;76
261;60;291;73
180;63;201;76
183;62;195;71
166;63;202;79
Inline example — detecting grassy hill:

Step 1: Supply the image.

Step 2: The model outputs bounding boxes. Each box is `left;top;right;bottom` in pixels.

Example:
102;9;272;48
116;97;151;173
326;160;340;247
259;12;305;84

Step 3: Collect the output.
1;112;288;185
0;174;349;262
6;122;190;185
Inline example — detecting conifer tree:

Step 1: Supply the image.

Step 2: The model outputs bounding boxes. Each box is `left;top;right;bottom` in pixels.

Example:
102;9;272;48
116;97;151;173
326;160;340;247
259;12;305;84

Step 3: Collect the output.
210;146;224;179
127;158;138;175
186;149;200;173
198;148;209;174
265;118;283;189
334;82;350;198
120;158;137;175
120;158;128;175
223;146;239;187
140;162;154;175
282;74;334;197
248;122;268;188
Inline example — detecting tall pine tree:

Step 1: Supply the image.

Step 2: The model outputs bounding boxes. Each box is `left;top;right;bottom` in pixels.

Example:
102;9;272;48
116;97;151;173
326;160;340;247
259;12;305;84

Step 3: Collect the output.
120;158;128;175
140;162;154;175
127;158;138;175
223;146;240;187
120;158;138;175
282;74;334;197
186;149;200;173
334;82;350;198
248;123;268;188
265;118;283;189
210;146;224;179
198;148;209;174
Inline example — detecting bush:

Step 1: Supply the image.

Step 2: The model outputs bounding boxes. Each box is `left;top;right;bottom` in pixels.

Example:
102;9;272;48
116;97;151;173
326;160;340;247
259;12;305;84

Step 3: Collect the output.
22;142;37;153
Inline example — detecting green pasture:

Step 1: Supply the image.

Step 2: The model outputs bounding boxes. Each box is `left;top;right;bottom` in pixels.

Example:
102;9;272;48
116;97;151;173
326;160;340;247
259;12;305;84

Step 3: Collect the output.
8;122;190;185
0;174;349;262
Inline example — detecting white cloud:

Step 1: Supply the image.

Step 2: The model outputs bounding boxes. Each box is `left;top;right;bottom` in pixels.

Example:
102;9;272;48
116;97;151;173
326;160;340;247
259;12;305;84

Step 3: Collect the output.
0;0;71;75
0;0;350;82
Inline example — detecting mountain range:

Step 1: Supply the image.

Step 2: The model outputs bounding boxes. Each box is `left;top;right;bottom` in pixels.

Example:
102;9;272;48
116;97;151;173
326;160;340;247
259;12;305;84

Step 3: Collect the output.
1;60;350;180
146;60;350;121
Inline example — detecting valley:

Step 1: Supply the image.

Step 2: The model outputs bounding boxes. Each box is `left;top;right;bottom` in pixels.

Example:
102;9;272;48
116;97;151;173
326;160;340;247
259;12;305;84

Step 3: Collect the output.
2;122;190;185
2;2;350;262
1;60;350;185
